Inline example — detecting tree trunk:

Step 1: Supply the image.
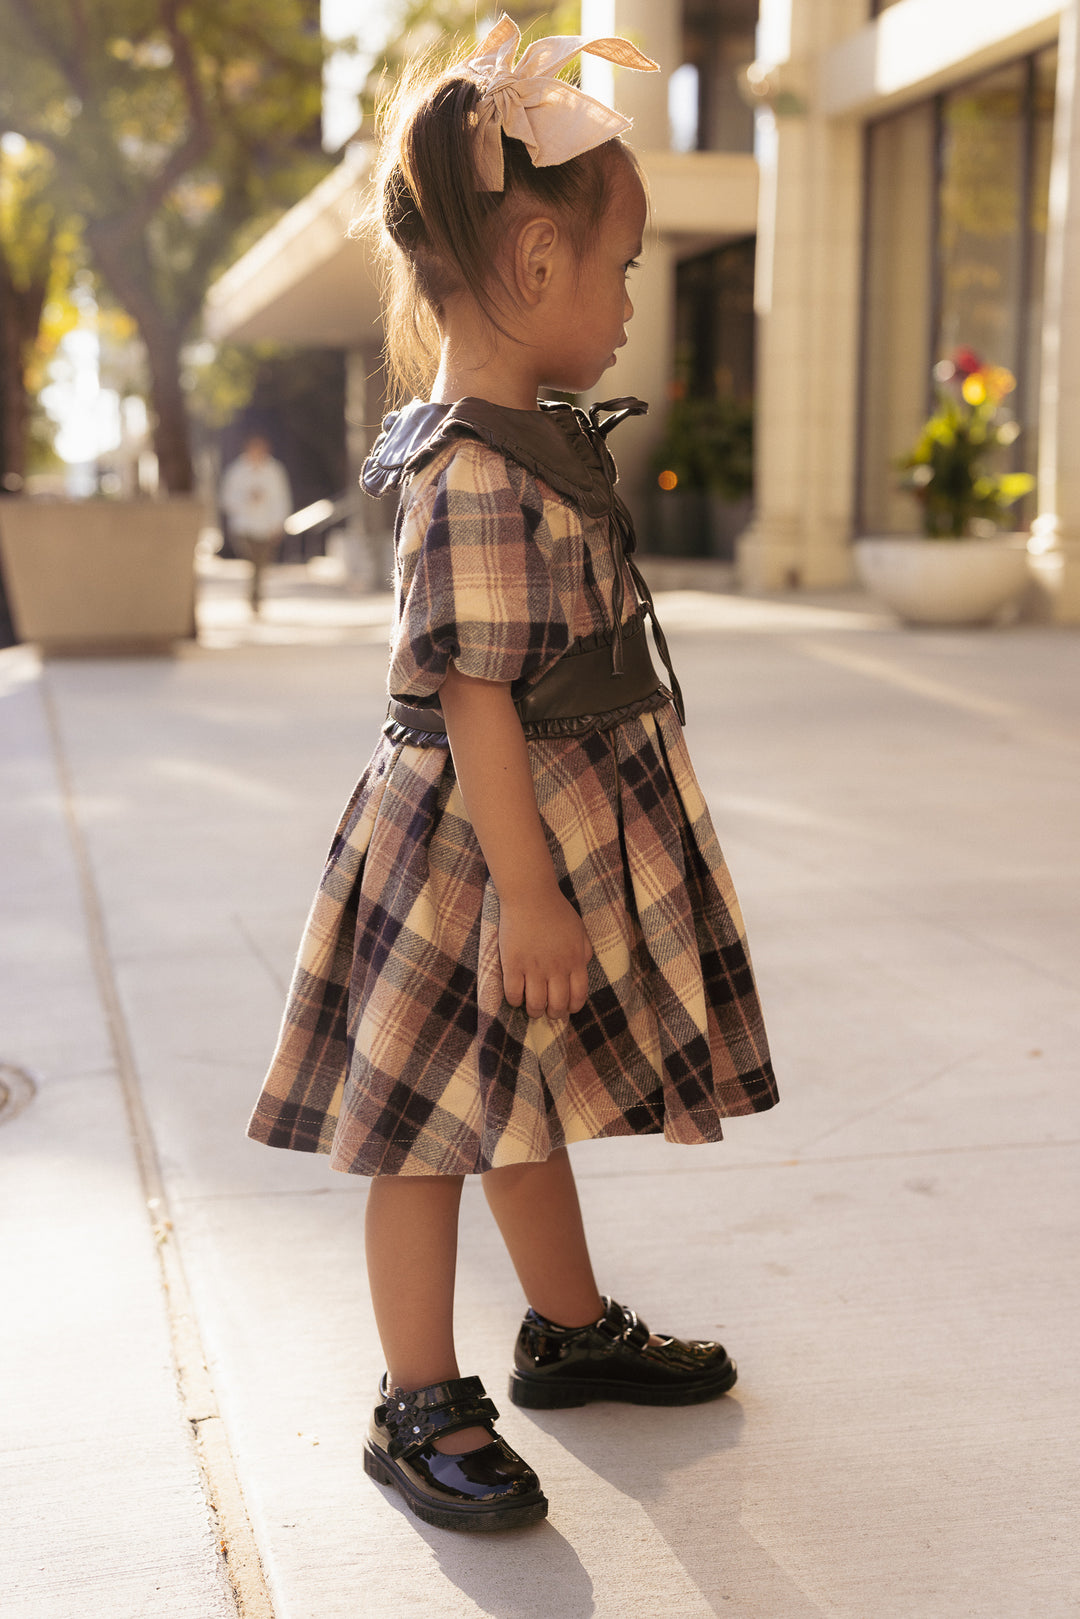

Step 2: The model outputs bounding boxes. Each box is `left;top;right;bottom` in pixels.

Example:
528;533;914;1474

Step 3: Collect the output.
142;321;195;495
0;263;21;644
86;220;196;494
0;254;32;483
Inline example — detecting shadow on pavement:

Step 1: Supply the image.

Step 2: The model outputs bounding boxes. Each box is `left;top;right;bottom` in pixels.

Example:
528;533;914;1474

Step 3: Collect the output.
373;1490;597;1618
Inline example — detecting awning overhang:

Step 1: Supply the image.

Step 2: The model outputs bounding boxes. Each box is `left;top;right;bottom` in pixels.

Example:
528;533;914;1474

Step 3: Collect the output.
204;144;382;347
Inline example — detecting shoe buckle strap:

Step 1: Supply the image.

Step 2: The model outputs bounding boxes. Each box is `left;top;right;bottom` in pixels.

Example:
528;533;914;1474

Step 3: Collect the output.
384;1391;499;1462
593;1311;623;1344
594;1299;650;1351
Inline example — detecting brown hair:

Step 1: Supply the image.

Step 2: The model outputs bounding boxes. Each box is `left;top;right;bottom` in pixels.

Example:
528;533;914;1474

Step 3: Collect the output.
360;50;639;401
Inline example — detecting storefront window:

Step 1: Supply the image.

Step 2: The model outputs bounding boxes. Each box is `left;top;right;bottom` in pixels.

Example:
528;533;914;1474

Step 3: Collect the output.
937;65;1027;393
678;0;757;154
674;239;756;403
859;102;936;534
1022;48;1058;486
859;49;1056;533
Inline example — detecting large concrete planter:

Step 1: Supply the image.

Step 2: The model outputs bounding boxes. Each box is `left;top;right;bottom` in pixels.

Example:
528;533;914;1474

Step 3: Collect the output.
0;498;203;653
854;534;1031;626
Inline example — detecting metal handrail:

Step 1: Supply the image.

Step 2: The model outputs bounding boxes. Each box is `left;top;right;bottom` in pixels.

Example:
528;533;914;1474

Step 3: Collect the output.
283;489;365;538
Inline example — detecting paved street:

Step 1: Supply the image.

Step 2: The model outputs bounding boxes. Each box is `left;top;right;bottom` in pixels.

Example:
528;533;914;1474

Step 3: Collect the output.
2;561;1079;1618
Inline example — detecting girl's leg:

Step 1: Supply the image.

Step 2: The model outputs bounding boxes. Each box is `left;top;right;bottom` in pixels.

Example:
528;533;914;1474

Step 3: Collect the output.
486;1151;717;1405
482;1147;604;1327
365;1174;490;1453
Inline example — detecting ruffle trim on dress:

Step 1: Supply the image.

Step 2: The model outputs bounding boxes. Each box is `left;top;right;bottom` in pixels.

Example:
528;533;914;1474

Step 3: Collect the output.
361;397;643;518
382;686;674;748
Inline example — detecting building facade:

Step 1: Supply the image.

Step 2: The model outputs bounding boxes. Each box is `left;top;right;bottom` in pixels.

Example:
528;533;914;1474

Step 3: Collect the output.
744;0;1079;620
205;0;1080;620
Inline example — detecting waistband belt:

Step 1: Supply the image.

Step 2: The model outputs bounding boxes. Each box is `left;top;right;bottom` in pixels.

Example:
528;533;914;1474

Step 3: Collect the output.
387;612;668;741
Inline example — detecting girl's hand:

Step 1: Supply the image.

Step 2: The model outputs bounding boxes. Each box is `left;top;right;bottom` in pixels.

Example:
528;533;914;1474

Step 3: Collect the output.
498;885;593;1019
438;668;592;1018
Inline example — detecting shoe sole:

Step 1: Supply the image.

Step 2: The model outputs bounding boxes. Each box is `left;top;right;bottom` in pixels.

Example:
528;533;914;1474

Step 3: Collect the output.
363;1442;548;1532
508;1358;737;1409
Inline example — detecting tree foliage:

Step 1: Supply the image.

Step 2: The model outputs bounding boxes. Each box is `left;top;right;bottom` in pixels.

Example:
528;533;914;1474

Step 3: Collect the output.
360;1;582;127
0;0;330;490
0;138;81;482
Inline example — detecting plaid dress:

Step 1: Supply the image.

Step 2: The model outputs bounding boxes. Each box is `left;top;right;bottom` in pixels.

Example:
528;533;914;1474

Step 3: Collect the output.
248;401;777;1176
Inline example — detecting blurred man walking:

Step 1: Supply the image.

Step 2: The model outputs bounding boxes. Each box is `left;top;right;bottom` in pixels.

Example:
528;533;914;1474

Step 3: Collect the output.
220;435;292;613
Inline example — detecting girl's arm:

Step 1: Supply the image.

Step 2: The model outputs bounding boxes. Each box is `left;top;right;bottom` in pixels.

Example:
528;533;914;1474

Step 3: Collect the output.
439;663;593;1020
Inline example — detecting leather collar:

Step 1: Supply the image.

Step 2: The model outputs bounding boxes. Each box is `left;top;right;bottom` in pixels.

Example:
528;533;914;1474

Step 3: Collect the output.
361;397;647;520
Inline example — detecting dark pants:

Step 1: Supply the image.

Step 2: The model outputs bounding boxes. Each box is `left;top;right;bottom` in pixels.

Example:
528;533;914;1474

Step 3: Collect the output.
233;532;282;611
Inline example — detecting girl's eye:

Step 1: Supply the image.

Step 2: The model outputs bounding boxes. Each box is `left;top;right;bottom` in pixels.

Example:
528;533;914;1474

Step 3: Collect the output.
624;258;641;276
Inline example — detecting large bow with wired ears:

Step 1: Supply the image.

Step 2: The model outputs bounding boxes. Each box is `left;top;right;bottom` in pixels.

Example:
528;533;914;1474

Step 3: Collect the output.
463;13;658;192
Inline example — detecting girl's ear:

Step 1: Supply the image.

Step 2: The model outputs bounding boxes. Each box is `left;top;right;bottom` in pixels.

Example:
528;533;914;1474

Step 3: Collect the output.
514;216;559;303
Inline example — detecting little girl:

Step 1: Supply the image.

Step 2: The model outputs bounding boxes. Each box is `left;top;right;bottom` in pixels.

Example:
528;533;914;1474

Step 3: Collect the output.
248;15;777;1534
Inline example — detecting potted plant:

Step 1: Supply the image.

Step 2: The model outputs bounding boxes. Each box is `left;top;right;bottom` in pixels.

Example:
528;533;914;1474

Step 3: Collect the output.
856;350;1034;624
649;393;754;560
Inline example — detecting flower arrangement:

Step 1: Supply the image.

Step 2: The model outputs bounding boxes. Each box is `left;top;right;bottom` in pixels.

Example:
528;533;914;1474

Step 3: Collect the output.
897;348;1034;538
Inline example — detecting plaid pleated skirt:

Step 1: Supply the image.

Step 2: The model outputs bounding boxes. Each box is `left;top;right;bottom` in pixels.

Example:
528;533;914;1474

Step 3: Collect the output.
247;424;777;1175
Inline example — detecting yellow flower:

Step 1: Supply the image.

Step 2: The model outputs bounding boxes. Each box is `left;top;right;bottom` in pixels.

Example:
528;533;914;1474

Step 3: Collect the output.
986;366;1017;400
961;374;987;406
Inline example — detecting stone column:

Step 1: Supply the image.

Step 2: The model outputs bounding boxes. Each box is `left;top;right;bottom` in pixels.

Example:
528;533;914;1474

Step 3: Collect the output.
1035;0;1080;621
580;0;678;148
739;0;865;590
340;346;393;592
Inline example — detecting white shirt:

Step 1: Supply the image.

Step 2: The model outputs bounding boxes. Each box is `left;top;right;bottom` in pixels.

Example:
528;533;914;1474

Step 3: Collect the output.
220;453;293;539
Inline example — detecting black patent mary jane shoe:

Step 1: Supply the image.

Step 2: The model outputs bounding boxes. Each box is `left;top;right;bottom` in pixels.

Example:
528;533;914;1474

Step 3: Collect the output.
363;1374;548;1532
509;1296;738;1409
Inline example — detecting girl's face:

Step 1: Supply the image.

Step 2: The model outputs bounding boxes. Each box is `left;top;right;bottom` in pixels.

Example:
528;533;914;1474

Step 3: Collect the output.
539;166;647;393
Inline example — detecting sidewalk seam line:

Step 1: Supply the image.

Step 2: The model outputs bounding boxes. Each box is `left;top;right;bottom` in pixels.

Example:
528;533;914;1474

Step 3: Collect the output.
41;671;276;1619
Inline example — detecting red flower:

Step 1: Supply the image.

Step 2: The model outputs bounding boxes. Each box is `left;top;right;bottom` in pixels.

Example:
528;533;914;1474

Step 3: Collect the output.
952;346;982;377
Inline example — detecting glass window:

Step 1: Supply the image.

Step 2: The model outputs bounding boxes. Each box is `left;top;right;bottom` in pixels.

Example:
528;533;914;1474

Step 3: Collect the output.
859;52;1056;533
674;238;757;402
936;64;1027;383
680;0;757;154
859;102;937;534
669;62;701;153
1022;47;1058;487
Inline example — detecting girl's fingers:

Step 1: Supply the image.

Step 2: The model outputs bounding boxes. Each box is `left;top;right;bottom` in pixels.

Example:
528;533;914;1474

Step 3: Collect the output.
546;978;570;1020
538;959;591;1021
568;964;590;1015
503;965;525;1008
524;970;549;1020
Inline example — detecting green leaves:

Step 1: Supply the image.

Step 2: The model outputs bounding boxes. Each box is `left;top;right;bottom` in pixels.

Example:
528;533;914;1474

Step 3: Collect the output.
650;395;754;499
896;367;1034;539
0;0;330;487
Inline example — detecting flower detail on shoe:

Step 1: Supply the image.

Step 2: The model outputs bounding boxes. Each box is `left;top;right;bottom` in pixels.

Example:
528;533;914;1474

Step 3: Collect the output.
377;1376;502;1458
364;1373;547;1532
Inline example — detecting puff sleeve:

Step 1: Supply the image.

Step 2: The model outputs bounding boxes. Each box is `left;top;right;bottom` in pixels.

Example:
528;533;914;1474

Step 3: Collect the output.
387;440;578;702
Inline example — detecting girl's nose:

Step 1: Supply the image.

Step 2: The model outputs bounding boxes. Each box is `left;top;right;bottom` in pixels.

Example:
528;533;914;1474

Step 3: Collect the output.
624;290;634;321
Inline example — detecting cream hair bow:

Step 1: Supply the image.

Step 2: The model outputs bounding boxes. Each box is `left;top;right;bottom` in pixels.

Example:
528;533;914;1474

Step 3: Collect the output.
463;13;658;192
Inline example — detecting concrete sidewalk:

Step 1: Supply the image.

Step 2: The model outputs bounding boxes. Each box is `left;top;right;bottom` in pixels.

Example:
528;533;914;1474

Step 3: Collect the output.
2;566;1079;1618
